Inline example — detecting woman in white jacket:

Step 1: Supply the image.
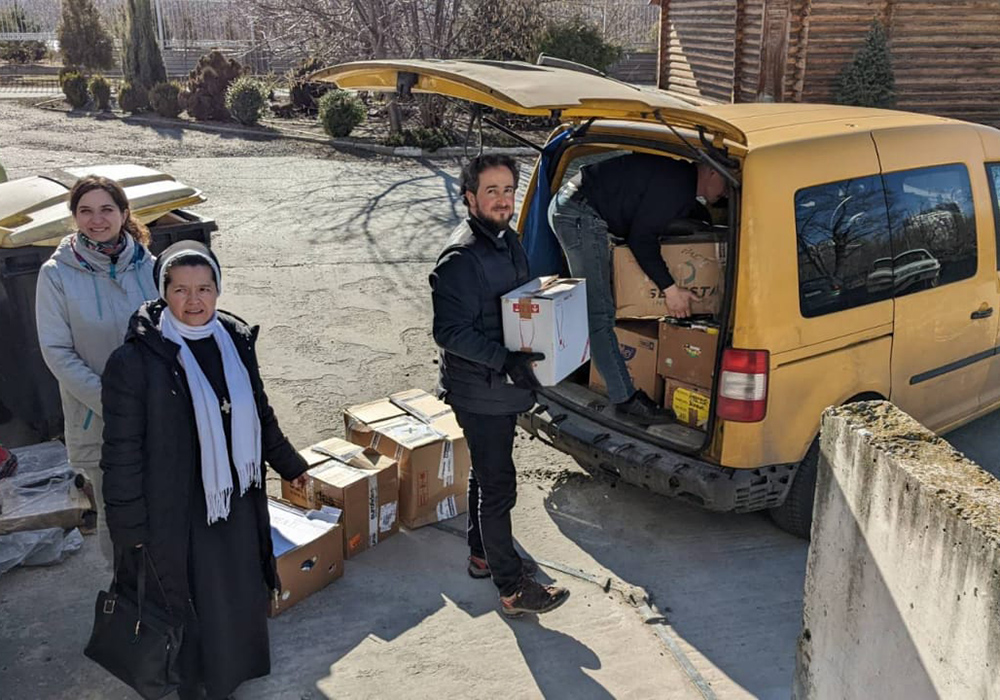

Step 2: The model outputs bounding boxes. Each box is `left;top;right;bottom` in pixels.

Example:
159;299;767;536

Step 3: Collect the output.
35;175;158;561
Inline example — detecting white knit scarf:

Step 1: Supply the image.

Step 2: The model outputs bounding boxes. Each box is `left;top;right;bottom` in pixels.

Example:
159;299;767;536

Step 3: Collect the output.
159;307;262;524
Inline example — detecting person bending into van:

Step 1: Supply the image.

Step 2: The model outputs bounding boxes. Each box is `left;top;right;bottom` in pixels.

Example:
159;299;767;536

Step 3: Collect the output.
549;152;727;423
430;155;570;618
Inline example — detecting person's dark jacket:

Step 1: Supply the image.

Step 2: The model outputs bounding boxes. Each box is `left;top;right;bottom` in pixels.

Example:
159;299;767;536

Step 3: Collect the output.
430;216;533;415
575;153;698;291
100;299;307;613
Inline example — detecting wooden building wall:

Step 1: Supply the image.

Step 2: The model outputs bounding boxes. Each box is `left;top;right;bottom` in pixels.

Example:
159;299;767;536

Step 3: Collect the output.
658;0;738;103
657;0;1000;125
893;1;1000;123
735;0;766;102
658;0;789;103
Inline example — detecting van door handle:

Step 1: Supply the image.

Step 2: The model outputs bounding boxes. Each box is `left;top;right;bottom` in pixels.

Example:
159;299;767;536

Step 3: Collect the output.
971;307;994;320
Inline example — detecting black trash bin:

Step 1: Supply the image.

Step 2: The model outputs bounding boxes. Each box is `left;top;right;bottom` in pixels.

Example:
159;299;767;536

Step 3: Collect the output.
0;244;62;441
0;209;217;442
147;208;217;256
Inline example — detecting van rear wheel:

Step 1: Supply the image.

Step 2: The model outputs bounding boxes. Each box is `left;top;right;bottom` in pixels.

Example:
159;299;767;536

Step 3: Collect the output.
768;439;819;540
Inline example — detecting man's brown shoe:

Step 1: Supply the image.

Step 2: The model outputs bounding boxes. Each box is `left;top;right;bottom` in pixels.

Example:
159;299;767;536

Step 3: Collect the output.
500;577;570;618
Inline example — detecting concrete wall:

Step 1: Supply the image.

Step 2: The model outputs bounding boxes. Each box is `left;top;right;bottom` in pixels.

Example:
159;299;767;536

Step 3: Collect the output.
794;401;1000;700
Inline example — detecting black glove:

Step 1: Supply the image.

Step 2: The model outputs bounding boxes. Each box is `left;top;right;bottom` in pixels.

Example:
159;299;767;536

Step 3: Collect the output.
502;351;545;390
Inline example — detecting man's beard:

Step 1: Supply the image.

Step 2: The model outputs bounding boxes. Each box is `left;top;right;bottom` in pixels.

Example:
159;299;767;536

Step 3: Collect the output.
473;205;512;231
482;211;512;229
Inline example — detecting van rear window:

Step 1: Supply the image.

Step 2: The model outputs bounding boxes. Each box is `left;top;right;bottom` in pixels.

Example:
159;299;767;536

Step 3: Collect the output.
794;175;893;318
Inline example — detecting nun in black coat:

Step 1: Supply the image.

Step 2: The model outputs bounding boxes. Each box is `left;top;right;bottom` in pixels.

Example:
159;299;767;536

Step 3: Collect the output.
100;241;308;700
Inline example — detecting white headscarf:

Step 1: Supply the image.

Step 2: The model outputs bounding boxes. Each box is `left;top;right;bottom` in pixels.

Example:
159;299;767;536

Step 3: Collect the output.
159;306;262;524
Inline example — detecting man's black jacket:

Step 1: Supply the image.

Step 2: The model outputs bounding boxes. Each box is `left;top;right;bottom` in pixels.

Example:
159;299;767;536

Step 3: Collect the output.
429;216;534;415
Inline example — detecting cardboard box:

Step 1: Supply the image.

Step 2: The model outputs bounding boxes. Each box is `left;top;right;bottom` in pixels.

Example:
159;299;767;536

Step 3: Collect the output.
344;390;471;530
612;235;724;319
388;387;454;424
665;379;712;429
657;319;720;387
282;437;399;559
501;276;591;386
589;321;664;403
268;499;343;617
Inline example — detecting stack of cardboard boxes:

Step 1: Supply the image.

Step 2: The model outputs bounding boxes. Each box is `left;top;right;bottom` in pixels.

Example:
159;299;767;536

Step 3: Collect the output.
657;319;718;429
590;232;725;430
268;388;474;616
281;437;400;558
271;436;400;616
343;388;471;529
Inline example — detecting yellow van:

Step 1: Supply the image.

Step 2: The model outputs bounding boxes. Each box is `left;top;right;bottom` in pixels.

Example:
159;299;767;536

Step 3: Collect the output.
317;59;1000;538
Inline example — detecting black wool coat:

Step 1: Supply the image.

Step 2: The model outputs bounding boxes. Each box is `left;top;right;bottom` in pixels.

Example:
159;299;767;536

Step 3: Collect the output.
100;299;307;613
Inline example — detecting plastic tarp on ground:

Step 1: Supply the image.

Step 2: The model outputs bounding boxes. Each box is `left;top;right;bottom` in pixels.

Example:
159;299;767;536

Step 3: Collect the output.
0;527;83;577
0;441;91;576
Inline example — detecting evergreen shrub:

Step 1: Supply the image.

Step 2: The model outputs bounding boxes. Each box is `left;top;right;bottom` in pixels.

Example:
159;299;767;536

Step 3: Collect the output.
225;76;268;125
318;89;365;138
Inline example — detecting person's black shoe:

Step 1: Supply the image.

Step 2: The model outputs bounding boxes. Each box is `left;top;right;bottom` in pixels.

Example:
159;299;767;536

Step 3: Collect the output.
500;577;570;618
468;554;539;580
615;390;674;425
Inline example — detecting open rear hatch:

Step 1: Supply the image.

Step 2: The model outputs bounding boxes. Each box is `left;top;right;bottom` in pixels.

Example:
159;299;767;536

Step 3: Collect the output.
311;59;746;146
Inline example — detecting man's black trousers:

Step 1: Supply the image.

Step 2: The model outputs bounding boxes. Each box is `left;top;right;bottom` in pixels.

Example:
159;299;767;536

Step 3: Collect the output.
452;410;521;597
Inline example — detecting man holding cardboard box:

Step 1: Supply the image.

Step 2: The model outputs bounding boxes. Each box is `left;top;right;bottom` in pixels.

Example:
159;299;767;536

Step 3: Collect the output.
429;155;569;618
549;153;727;423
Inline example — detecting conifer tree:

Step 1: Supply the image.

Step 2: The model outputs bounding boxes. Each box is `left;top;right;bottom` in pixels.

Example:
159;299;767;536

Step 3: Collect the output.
122;0;166;91
57;0;114;72
834;21;896;108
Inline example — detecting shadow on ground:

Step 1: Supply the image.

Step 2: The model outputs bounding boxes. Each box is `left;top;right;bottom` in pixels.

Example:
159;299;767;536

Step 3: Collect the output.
542;471;809;700
0;519;617;700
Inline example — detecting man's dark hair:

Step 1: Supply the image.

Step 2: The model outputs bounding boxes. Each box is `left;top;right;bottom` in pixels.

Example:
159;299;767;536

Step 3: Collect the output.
459;154;519;209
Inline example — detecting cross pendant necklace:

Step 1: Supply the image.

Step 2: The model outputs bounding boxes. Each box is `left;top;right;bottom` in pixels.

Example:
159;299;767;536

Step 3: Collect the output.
221;398;232;414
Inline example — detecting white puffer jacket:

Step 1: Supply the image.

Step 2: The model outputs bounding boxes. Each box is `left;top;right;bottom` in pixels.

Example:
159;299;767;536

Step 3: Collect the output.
35;233;157;465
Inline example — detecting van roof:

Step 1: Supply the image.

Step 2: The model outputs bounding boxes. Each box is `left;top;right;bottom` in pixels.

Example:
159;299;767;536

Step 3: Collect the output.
588;102;970;152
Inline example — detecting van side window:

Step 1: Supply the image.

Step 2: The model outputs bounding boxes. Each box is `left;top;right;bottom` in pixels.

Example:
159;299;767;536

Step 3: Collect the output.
794;175;893;318
882;164;977;295
986;163;1000;270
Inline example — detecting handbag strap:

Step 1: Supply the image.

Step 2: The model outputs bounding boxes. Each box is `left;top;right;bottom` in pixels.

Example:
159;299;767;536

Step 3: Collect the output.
107;545;177;635
108;544;125;595
131;549;176;635
142;549;173;614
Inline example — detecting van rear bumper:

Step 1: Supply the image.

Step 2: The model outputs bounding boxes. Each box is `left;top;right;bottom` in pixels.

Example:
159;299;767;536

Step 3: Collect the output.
518;400;797;513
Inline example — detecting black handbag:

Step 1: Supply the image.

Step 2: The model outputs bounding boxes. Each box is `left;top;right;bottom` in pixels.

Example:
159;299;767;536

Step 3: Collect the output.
84;548;184;700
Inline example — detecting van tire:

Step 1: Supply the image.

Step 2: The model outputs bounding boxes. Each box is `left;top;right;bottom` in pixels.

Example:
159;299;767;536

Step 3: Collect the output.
768;439;819;540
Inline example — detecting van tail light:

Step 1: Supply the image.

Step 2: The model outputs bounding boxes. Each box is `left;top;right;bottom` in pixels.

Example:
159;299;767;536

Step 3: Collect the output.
717;349;769;422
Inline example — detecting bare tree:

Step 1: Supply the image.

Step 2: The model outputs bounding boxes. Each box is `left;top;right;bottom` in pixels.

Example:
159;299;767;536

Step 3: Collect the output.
245;0;549;131
245;0;411;129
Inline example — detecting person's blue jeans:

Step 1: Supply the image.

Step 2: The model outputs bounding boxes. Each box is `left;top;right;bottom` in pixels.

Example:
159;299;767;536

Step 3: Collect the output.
551;188;636;404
